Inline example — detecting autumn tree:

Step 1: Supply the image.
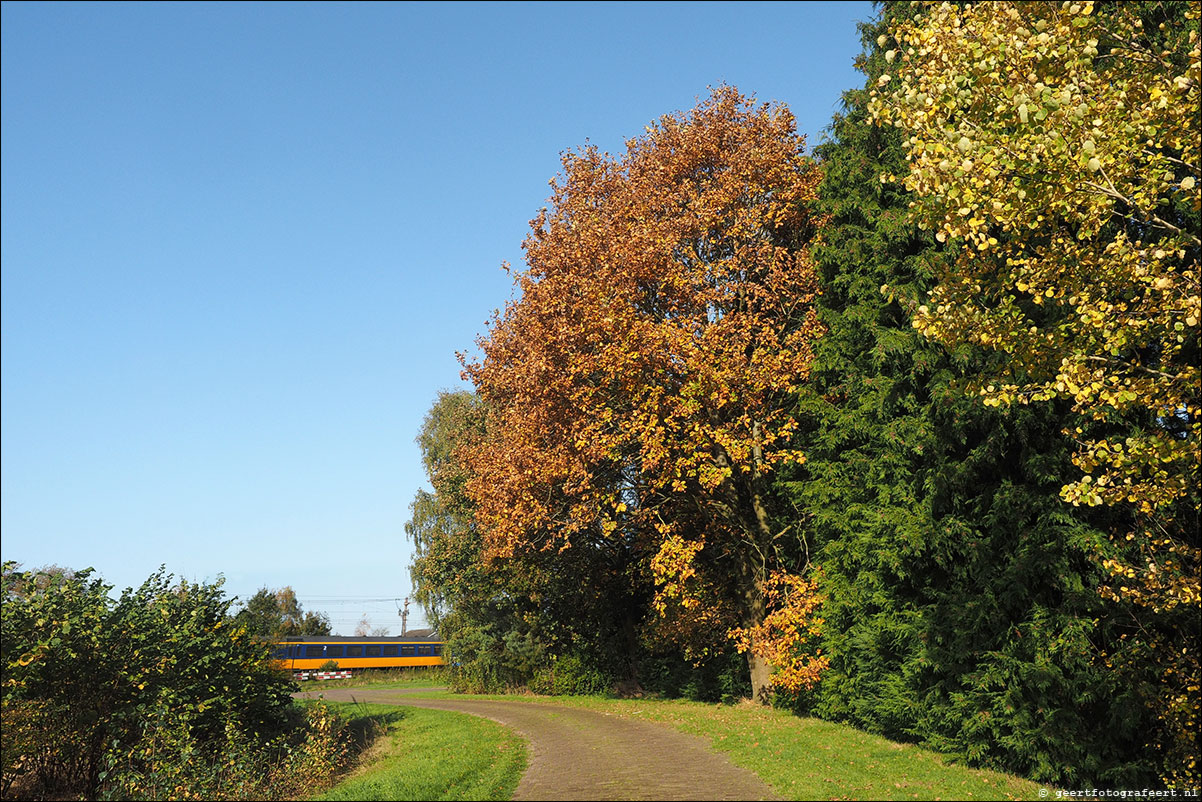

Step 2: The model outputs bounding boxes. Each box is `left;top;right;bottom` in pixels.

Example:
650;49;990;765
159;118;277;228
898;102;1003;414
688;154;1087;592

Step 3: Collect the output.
461;86;826;699
407;390;638;691
870;1;1200;785
405;390;536;691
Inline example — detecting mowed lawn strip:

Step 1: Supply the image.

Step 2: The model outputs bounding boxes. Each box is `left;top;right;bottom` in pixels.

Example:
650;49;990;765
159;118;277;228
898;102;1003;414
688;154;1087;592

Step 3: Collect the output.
308;702;525;802
295;666;447;694
379;689;1044;801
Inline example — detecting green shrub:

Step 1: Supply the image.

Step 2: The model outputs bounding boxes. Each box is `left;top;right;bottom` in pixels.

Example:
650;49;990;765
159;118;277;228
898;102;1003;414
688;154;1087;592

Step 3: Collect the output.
1;562;348;800
530;652;610;696
444;624;548;694
97;700;351;801
1;698;89;798
638;649;751;704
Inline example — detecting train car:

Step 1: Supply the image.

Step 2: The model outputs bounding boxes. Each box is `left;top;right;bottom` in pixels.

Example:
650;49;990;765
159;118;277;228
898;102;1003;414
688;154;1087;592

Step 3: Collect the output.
272;634;445;672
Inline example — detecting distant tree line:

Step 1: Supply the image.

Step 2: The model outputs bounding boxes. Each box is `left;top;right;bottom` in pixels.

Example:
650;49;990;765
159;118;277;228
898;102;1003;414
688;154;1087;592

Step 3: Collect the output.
235;586;331;639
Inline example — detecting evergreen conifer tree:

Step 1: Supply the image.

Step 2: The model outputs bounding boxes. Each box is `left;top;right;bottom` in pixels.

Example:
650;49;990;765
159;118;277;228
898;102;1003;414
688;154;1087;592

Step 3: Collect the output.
783;6;1156;786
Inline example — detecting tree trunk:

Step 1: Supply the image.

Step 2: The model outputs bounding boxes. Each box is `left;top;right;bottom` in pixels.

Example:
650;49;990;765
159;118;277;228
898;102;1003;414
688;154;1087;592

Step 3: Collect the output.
744;426;777;704
712;431;777;703
737;531;774;703
747;646;774;704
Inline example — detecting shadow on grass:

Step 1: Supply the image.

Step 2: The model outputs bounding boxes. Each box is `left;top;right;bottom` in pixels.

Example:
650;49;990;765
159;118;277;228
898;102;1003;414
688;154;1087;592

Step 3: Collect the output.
342;705;408;753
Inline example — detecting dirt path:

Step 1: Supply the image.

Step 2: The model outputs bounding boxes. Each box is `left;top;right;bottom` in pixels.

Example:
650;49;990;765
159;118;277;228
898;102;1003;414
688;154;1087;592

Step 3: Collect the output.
297;688;781;801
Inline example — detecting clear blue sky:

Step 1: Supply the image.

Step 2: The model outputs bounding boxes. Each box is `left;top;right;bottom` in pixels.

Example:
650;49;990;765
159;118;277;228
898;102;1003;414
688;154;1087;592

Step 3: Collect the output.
2;0;875;634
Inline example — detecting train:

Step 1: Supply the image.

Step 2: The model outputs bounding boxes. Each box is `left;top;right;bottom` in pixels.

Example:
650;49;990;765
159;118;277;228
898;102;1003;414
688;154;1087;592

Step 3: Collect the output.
271;634;445;672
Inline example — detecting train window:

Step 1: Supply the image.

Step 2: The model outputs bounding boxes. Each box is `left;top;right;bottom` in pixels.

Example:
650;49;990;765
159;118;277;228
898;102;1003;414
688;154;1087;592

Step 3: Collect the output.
306;645;326;658
271;647;288;659
347;645;363;657
401;645;415;657
366;645;381;657
417;645;430;657
433;644;442;656
382;645;397;657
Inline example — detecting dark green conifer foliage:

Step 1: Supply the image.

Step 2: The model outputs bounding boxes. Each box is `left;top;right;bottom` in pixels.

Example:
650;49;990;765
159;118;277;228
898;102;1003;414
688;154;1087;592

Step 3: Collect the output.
781;6;1154;786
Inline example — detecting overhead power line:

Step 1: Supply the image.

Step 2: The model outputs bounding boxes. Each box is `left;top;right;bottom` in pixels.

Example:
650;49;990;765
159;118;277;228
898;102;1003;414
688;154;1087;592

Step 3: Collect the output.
294;596;407;604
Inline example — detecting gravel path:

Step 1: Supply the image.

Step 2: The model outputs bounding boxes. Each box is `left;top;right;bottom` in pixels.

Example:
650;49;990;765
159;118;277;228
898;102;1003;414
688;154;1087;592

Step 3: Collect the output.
296;688;781;801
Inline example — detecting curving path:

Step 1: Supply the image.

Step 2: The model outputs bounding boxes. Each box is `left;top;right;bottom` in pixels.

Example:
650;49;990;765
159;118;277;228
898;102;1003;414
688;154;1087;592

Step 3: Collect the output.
296;688;781;801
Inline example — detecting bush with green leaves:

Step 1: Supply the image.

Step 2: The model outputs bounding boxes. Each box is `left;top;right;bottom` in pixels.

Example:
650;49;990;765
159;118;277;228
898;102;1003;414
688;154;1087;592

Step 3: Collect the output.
0;562;335;800
97;700;350;801
530;652;611;697
638;649;752;704
442;619;549;694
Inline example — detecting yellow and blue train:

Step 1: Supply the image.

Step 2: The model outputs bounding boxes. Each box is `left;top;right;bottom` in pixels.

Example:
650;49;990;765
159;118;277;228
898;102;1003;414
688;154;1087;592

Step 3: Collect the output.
271;635;444;672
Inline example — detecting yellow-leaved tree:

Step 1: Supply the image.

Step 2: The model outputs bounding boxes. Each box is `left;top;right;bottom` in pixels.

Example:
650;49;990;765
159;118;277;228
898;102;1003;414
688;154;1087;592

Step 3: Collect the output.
870;0;1198;786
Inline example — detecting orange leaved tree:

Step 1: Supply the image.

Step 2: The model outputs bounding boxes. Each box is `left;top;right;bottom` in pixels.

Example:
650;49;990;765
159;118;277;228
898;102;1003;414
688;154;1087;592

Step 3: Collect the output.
461;86;825;699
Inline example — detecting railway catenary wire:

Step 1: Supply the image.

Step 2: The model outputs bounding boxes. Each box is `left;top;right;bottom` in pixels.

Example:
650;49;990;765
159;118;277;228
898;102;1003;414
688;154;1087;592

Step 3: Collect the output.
273;594;429;635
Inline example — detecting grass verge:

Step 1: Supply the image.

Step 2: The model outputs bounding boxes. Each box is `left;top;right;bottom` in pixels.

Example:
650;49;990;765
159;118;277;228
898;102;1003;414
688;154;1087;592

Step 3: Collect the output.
306;701;524;802
527;694;1045;800
378;689;1046;800
296;666;448;693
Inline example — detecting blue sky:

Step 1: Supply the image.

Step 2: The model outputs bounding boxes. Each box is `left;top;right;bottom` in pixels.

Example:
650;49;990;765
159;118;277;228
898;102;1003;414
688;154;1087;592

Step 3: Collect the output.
2;0;875;634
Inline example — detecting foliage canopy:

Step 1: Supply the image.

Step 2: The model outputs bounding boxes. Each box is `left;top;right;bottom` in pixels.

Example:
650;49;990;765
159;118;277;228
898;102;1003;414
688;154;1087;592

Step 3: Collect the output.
870;0;1200;786
460;86;827;698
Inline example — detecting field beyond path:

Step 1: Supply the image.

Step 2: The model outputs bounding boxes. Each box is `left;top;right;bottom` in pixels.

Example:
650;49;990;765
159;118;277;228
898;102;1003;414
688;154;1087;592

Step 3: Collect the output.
296;688;780;801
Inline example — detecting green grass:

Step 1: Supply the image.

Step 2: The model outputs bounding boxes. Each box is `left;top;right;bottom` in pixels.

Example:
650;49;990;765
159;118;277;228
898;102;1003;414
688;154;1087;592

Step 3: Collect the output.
295;666;448;693
307;701;524;801
364;688;1046;800
512;694;1046;800
301;680;1049;801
